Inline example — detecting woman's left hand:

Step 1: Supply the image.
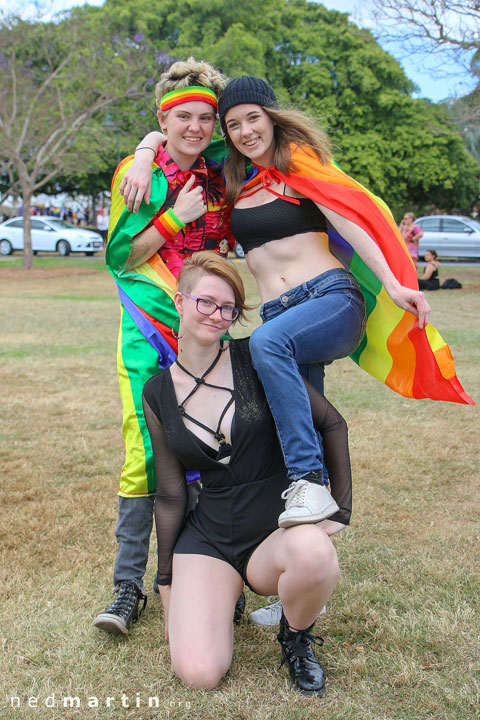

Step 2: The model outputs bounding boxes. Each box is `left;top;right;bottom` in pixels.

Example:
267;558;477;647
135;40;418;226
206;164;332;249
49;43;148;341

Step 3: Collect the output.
317;519;346;536
388;285;431;329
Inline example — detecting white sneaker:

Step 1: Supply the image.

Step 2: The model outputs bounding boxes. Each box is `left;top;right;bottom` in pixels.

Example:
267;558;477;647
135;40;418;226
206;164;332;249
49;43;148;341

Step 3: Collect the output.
278;479;339;528
248;597;283;626
248;596;326;626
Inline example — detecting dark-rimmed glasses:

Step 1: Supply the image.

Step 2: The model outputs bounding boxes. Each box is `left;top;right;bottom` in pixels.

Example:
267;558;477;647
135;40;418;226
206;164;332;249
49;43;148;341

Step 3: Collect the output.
182;292;240;321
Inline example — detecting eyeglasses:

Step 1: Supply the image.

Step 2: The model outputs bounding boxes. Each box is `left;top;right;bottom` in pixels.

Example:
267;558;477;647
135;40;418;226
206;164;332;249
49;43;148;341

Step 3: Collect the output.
182;292;240;321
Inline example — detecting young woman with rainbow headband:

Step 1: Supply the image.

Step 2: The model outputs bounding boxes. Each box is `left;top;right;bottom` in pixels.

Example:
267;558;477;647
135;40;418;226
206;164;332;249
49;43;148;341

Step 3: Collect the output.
94;58;234;637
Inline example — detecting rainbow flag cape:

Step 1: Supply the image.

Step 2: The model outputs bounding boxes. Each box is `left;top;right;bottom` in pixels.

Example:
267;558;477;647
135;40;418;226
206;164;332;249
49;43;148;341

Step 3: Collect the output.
107;155;197;494
106;154;179;361
243;145;472;405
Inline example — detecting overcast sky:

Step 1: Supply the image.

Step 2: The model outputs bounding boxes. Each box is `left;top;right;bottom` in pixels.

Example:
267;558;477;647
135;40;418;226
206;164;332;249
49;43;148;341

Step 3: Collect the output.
1;0;470;102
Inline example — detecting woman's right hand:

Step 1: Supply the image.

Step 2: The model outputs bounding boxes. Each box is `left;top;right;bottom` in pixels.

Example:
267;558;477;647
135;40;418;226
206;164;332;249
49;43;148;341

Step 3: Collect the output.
172;175;206;225
158;584;171;641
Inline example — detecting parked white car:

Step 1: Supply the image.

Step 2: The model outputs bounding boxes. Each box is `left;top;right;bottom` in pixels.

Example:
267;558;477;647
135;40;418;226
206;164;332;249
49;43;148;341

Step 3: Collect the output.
0;216;104;256
416;215;480;259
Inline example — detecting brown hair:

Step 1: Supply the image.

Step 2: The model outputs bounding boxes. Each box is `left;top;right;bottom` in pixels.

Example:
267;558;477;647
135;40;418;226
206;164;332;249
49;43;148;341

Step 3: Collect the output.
223;106;331;205
426;249;438;259
177;251;254;323
155;57;227;111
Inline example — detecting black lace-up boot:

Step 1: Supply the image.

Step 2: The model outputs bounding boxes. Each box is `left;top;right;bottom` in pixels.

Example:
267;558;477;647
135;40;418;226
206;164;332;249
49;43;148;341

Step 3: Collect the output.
93;581;147;636
277;613;326;696
233;592;246;624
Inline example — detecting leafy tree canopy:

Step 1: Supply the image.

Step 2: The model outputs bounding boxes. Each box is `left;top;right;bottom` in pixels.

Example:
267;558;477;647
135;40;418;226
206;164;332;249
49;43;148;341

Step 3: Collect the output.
98;0;478;211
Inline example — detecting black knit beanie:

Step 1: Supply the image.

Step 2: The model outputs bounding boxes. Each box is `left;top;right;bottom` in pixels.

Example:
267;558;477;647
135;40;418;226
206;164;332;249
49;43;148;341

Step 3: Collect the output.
218;76;278;131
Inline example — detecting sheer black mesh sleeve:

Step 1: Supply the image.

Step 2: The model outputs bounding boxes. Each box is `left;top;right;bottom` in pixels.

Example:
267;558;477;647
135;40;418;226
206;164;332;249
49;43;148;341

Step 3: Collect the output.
142;394;188;585
304;379;352;525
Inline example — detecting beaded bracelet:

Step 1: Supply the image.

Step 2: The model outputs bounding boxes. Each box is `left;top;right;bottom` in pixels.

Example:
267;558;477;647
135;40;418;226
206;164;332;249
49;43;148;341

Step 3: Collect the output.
153;208;185;240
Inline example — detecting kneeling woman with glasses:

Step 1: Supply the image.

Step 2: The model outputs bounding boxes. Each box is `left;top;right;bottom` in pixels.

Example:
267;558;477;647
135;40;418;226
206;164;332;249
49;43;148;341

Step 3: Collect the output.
142;251;352;695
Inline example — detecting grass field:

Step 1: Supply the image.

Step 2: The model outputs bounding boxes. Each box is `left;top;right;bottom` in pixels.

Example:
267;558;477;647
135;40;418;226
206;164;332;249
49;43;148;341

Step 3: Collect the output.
1;257;479;720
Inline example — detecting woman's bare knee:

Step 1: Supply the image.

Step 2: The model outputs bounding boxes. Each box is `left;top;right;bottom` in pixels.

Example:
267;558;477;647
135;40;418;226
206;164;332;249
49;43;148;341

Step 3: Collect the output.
172;657;229;690
283;525;339;579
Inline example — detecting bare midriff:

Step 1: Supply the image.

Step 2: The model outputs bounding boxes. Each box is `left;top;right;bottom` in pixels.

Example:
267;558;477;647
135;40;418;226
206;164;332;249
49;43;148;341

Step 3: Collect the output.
235;183;344;304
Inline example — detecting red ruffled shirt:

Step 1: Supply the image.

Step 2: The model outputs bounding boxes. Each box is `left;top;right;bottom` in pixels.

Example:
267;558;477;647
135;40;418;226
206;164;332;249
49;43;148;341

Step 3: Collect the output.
153;145;233;277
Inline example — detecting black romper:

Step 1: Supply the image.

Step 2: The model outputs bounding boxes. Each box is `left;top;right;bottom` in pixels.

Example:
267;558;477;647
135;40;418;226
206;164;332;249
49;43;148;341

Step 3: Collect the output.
142;338;352;590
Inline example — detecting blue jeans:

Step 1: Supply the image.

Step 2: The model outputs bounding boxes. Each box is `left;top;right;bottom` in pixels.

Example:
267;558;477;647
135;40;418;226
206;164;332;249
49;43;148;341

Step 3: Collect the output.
250;268;366;480
113;496;154;590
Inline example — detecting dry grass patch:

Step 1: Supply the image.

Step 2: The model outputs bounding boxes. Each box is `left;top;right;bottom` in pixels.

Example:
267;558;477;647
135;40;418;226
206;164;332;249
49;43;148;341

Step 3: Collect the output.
1;261;479;720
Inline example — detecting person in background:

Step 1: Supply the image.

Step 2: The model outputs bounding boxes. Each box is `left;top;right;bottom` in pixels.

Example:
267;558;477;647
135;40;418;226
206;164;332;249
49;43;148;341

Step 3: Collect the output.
96;208;110;243
399;212;424;268
418;249;440;291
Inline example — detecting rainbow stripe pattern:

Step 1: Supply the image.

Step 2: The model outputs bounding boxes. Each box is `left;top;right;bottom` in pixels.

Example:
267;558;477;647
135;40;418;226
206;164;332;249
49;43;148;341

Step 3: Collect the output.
244;144;473;405
106;155;195;496
160;86;218;112
153;208;185;240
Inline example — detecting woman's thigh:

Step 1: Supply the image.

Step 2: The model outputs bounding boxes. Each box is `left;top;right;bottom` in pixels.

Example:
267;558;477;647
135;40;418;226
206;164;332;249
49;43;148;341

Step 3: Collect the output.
253;290;365;366
169;554;243;678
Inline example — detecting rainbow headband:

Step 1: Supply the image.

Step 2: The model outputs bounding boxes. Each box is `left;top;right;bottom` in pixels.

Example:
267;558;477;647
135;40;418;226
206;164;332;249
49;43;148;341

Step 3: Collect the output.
159;86;218;112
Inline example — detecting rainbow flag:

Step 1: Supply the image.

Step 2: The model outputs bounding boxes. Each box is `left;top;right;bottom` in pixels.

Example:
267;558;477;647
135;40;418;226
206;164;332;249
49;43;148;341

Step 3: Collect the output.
243;144;473;405
106;156;187;496
106;154;179;354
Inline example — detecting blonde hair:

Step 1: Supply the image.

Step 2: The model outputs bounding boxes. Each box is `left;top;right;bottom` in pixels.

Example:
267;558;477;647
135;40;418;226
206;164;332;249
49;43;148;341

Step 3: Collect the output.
155;57;227;111
177;251;254;324
223;106;332;205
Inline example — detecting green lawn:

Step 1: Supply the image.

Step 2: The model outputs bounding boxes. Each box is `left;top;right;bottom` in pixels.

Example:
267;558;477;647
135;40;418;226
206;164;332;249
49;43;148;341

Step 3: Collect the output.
0;259;479;720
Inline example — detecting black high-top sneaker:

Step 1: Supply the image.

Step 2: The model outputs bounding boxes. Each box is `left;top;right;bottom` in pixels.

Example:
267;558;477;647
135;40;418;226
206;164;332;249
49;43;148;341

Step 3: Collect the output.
233;592;246;624
93;581;147;636
277;613;326;696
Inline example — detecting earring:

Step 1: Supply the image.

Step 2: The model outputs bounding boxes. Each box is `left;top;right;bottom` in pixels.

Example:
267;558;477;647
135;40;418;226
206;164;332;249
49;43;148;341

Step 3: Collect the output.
171;317;183;340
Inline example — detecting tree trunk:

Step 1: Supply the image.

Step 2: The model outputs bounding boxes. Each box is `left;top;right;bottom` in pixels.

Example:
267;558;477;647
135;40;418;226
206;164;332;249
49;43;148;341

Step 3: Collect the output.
21;189;33;270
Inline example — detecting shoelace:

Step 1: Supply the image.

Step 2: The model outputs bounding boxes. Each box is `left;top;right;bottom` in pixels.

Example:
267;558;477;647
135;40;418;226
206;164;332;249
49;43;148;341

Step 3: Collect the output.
280;627;324;664
109;583;146;618
266;595;280;605
281;480;308;505
262;599;283;615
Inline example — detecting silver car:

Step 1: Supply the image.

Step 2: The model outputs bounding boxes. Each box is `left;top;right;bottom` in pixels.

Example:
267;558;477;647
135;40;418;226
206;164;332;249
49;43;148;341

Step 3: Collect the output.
415;215;480;259
0;216;104;256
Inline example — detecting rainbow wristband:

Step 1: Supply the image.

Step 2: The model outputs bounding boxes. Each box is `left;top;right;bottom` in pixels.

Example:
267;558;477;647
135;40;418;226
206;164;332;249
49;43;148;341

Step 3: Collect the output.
153;208;185;241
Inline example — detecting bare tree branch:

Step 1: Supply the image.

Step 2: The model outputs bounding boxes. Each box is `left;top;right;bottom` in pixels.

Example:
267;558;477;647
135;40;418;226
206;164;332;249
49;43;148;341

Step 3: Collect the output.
370;0;480;51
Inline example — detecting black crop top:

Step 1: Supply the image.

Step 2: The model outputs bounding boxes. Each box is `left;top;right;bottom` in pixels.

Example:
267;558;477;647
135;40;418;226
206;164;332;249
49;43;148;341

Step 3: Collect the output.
229;197;328;254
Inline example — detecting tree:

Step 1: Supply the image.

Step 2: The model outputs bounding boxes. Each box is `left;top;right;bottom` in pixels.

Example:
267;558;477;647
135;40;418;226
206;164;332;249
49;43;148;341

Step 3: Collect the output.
367;1;479;72
0;9;166;269
103;0;477;211
366;1;480;195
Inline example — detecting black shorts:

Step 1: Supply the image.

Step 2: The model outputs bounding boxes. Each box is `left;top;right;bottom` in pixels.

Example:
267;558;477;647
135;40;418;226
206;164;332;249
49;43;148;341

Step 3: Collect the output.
173;471;289;590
